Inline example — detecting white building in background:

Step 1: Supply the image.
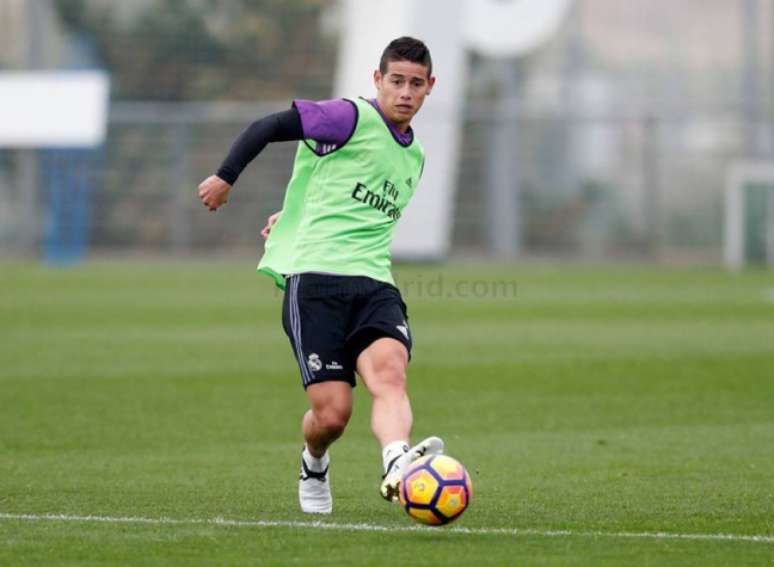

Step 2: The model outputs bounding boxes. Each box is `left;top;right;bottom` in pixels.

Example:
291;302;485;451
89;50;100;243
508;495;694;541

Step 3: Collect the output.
334;0;572;260
0;0;71;69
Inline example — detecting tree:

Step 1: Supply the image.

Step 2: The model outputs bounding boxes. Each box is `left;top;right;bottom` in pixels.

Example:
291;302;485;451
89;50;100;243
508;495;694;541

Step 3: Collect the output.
54;0;336;100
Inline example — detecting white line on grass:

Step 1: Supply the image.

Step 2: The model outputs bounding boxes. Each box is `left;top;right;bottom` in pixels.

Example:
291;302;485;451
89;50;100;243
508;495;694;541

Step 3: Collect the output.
1;512;772;544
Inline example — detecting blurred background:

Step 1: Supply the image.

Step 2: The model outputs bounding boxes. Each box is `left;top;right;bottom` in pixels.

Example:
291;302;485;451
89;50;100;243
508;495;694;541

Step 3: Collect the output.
1;0;773;267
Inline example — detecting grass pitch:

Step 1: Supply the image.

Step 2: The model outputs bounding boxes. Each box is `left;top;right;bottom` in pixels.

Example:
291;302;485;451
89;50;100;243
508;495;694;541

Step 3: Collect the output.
1;261;773;565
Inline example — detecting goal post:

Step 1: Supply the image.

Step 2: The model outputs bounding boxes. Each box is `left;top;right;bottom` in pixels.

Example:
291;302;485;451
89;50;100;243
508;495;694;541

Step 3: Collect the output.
724;161;774;270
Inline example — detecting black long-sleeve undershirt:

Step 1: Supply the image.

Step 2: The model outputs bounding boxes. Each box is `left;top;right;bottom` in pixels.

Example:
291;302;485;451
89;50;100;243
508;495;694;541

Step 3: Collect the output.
216;107;303;185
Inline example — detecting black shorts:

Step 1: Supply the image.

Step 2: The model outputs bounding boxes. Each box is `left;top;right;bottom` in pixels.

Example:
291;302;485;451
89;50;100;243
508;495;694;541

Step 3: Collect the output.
281;273;412;389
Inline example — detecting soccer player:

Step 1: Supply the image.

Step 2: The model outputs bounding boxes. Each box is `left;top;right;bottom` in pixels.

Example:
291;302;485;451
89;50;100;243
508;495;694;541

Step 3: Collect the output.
197;37;443;514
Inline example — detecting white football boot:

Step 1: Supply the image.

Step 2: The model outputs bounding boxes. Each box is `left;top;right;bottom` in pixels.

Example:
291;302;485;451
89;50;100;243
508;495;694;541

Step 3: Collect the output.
380;436;445;502
299;450;332;514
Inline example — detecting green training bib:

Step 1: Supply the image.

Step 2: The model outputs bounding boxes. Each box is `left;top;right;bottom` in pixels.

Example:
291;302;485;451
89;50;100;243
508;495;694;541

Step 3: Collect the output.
258;98;425;290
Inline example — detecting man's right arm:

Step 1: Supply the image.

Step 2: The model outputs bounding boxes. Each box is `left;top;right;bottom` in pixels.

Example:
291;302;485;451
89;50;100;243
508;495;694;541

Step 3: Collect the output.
198;99;356;212
216;108;303;185
197;108;303;211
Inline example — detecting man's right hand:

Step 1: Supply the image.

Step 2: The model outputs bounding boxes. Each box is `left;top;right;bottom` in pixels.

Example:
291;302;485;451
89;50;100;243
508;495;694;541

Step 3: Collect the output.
261;211;283;240
197;175;232;212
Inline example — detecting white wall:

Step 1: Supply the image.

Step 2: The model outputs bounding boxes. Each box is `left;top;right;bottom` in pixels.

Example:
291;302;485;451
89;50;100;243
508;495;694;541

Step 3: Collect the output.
334;0;467;260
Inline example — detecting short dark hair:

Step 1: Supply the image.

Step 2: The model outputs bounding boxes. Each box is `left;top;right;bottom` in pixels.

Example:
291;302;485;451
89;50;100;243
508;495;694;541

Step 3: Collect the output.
379;36;433;78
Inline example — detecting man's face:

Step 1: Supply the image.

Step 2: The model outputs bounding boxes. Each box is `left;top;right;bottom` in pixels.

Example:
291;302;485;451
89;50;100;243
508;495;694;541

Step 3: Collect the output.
374;59;435;130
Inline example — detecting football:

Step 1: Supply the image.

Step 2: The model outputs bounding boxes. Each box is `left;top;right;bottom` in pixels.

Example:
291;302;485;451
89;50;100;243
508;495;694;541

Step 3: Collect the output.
399;454;473;526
